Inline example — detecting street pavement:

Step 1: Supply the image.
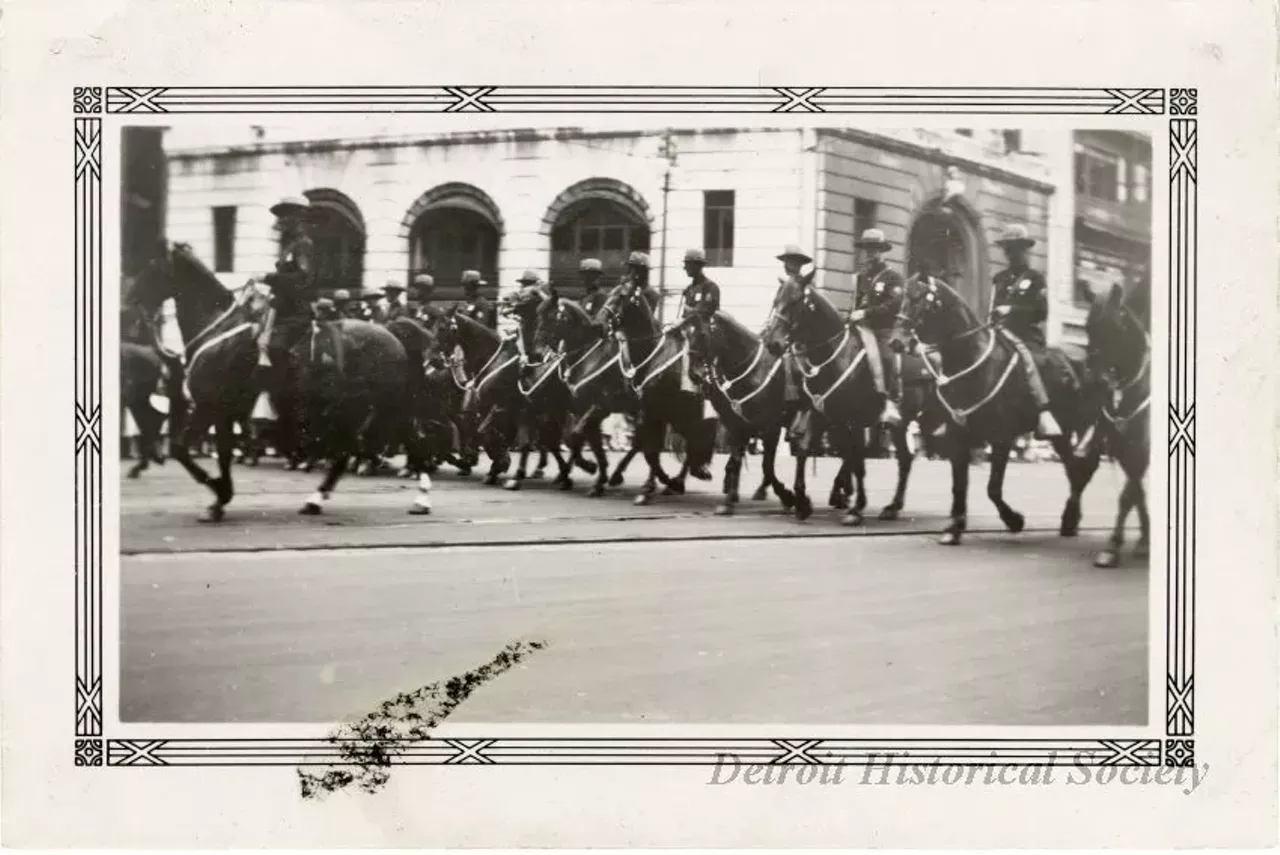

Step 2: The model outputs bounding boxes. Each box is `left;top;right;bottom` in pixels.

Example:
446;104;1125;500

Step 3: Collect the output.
120;452;1149;726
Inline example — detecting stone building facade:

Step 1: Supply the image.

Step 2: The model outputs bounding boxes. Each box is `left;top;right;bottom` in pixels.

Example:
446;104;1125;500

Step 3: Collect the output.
153;123;1088;339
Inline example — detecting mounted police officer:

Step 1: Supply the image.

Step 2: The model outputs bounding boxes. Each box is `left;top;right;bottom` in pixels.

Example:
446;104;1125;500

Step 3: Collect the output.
458;269;497;328
255;194;316;369
383;280;409;322
990;224;1063;438
677;248;721;388
332;288;355;320
847;228;905;426
362;286;387;324
776;244;815;405
578;258;608;317
622;251;662;315
409;273;437;320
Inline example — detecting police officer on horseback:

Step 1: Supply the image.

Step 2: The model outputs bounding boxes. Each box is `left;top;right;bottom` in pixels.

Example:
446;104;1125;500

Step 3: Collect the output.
579;258;607;317
409;273;437;321
255;194;317;367
677;248;721;387
384;281;409;322
458;270;497;329
847;228;904;427
622;251;662;315
990;224;1063;438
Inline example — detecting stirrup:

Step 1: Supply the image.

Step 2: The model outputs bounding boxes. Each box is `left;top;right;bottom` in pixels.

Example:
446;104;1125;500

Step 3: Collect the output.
1037;410;1063;438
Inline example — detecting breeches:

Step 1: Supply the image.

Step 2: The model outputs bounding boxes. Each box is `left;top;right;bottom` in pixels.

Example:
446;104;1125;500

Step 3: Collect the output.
996;327;1051;407
853;325;900;398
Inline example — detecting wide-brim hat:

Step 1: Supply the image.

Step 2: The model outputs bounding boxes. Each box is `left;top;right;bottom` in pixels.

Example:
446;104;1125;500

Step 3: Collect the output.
579;258;603;273
332;289;351;301
626;252;651;269
412;274;435;288
460;270;483;286
683;247;707;265
362;289;385;301
516;269;541;284
995;224;1036;248
776;244;813;264
270;195;311;217
854;228;892;250
384;281;406;293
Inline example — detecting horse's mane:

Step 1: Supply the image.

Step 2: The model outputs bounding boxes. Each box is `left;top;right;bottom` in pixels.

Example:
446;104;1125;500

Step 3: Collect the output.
916;275;979;325
554;297;593;325
170;242;233;304
453;309;501;341
712;310;758;342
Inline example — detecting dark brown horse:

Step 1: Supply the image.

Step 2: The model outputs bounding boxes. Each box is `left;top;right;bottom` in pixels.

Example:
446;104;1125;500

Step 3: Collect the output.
760;277;946;524
531;292;649;496
1084;282;1150;568
600;280;718;506
889;276;1098;545
686;310;799;515
128;242;432;520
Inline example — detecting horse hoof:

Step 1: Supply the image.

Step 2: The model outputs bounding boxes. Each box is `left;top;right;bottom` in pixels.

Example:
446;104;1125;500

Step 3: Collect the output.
938;531;961;546
483;474;499;486
778;492;796;511
127;468;142;480
608;474;625;488
1059;524;1079;538
794;499;813;522
457;466;472;477
878;506;901;521
407;505;431;516
575;459;599;475
587;485;605;498
840;511;864;527
531;468;546;480
714;503;735;516
1133;542;1149;559
1093;550;1119;568
634;494;652;507
827;492;844;509
558;478;574;492
298;502;322;515
197;505;225;523
503;479;522;491
1005;512;1026;534
751;486;769;502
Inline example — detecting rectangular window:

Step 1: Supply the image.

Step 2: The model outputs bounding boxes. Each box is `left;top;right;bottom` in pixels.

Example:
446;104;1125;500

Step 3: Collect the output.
954;129;973;138
1132;163;1150;203
212;206;236;272
1002;130;1022;154
1074;147;1122;202
853;197;877;240
703;190;735;267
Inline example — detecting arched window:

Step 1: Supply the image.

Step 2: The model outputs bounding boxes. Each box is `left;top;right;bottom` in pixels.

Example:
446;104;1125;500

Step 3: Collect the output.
297;189;365;294
907;203;983;310
549;198;651;295
403;184;503;302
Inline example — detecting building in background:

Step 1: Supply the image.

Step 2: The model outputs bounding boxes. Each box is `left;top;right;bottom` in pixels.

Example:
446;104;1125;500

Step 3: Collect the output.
156;124;1128;340
1065;130;1153;345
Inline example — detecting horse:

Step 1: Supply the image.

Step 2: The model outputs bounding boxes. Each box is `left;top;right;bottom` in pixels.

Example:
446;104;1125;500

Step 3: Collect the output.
500;288;600;491
429;308;523;486
686;310;800;516
531;291;651;496
760;276;946;524
599;280;719;506
128;242;433;520
1084;282;1150;568
888;275;1099;546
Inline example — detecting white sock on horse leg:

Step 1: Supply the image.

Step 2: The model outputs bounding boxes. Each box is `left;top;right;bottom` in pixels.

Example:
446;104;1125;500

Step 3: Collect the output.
415;473;433;508
306;490;329;506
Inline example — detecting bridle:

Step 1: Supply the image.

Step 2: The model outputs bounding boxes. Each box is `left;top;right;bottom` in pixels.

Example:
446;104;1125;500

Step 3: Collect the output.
1095;304;1151;432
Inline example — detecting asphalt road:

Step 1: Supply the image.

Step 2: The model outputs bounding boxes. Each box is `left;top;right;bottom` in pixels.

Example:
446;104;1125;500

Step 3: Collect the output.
120;453;1149;725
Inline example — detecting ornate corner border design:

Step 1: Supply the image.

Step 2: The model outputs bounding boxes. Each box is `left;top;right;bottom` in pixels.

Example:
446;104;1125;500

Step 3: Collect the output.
76;85;1193;770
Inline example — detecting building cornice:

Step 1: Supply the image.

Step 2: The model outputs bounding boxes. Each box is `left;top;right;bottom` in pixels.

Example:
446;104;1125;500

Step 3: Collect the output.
815;128;1057;195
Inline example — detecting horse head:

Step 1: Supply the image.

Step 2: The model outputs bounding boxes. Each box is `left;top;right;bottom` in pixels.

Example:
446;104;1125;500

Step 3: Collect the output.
600;278;650;337
760;275;840;356
126;239;177;313
890;273;973;353
1086;282;1149;386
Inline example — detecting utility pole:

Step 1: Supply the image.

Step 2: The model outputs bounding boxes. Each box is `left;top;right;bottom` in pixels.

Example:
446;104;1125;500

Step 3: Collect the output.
657;129;678;327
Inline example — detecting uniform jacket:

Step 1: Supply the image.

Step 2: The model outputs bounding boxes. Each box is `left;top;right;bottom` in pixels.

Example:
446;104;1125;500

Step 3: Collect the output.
680;276;721;320
852;263;905;331
460;294;498;329
991;265;1048;345
263;235;316;313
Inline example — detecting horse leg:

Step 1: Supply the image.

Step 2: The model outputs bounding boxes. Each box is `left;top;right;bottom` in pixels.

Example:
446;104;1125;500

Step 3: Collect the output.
940;429;971;546
840;432;868;527
761;428;795;510
198;416;236;524
1051;433;1100;537
1094;476;1136;568
751;427;774;501
169;406;219;502
300;453;349;515
609;439;641;487
125;401;149;479
985;440;1025;534
634;416;665;506
715;439;744;516
879;423;915;521
586;419;610;498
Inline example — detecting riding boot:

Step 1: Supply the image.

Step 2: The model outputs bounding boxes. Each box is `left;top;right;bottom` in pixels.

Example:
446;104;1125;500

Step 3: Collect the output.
1003;328;1063;438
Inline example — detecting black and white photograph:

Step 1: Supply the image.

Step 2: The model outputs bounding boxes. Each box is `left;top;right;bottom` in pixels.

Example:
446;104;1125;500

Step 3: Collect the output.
118;119;1155;726
2;3;1276;848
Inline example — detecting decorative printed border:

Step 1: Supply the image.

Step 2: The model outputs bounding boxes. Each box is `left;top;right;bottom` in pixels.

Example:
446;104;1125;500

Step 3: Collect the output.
75;86;1194;770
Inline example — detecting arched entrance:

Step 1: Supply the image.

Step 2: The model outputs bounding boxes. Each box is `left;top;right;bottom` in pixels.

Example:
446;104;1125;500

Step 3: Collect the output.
403;183;502;303
302;188;366;294
542;178;652;296
907;200;984;310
